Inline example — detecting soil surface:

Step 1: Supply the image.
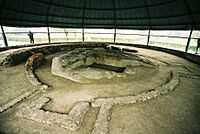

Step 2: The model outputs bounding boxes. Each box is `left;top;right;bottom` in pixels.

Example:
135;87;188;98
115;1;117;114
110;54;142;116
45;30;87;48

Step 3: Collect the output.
0;44;200;134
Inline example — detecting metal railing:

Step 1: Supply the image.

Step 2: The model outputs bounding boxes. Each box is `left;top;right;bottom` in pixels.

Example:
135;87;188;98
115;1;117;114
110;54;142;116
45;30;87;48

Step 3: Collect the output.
0;26;199;54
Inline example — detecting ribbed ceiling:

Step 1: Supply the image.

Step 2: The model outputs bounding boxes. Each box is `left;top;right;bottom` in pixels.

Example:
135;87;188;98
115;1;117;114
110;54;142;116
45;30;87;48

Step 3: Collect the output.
0;0;200;30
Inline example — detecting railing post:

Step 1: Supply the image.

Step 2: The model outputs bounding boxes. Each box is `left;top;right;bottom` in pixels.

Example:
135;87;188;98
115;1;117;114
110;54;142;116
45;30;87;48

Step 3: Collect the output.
147;29;150;46
185;28;193;52
1;25;8;47
47;27;51;43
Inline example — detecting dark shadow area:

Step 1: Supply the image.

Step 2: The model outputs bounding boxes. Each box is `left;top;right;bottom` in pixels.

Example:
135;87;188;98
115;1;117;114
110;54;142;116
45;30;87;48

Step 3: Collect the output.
88;62;126;73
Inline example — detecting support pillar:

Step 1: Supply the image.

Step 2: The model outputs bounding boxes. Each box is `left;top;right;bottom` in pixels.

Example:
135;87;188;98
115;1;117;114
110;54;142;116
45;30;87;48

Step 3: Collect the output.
82;0;86;44
113;0;116;45
114;28;116;44
1;25;8;47
147;29;150;46
47;27;51;43
185;28;193;52
82;28;84;43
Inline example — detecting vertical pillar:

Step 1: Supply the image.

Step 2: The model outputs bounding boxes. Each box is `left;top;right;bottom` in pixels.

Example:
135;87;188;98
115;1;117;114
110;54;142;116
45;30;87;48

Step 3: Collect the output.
147;29;150;46
114;28;116;44
82;0;86;44
113;0;116;44
185;28;193;52
82;28;84;43
1;25;8;47
47;27;51;43
143;0;151;46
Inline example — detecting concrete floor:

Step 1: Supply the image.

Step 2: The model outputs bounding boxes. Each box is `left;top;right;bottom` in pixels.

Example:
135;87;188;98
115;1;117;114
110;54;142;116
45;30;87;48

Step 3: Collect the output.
0;45;200;134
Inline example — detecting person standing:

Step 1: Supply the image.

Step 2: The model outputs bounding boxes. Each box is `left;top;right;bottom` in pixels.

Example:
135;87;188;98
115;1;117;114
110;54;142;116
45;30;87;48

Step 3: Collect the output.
28;31;34;44
196;38;200;54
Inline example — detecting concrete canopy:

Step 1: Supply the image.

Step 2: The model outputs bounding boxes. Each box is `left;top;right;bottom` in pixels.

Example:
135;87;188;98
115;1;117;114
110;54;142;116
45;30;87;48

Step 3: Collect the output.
0;0;200;30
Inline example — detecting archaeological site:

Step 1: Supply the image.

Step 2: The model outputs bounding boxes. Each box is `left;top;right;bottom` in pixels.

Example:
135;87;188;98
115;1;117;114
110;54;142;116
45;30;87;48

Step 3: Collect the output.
0;0;200;134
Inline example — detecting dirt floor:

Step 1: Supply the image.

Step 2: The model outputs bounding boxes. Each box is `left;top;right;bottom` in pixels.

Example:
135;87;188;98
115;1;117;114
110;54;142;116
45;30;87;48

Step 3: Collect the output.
0;45;200;134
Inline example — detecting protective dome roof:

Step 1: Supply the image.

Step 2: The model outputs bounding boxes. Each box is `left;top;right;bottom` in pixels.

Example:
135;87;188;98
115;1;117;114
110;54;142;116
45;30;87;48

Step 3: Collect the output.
0;0;200;30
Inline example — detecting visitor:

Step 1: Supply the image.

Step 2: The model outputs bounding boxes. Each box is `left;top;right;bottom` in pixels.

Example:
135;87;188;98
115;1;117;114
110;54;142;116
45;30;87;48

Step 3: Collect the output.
28;31;34;44
196;38;200;54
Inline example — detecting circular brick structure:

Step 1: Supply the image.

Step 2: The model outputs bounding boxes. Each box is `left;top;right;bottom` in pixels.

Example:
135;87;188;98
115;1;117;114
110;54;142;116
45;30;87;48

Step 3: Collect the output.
51;48;156;83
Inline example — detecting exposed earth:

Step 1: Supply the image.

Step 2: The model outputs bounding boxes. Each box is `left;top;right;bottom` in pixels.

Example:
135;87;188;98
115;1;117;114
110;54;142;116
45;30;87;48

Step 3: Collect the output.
0;44;200;134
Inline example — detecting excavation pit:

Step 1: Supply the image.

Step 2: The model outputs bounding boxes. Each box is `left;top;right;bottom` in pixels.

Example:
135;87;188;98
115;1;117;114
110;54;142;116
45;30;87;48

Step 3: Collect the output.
88;62;126;73
51;48;154;83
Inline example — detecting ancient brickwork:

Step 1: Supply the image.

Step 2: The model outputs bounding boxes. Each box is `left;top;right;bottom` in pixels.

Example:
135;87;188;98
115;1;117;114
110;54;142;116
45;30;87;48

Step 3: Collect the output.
0;44;107;66
51;48;154;83
25;53;48;90
0;53;48;114
17;97;90;130
16;71;183;134
91;71;179;134
0;90;37;114
1;45;200;134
